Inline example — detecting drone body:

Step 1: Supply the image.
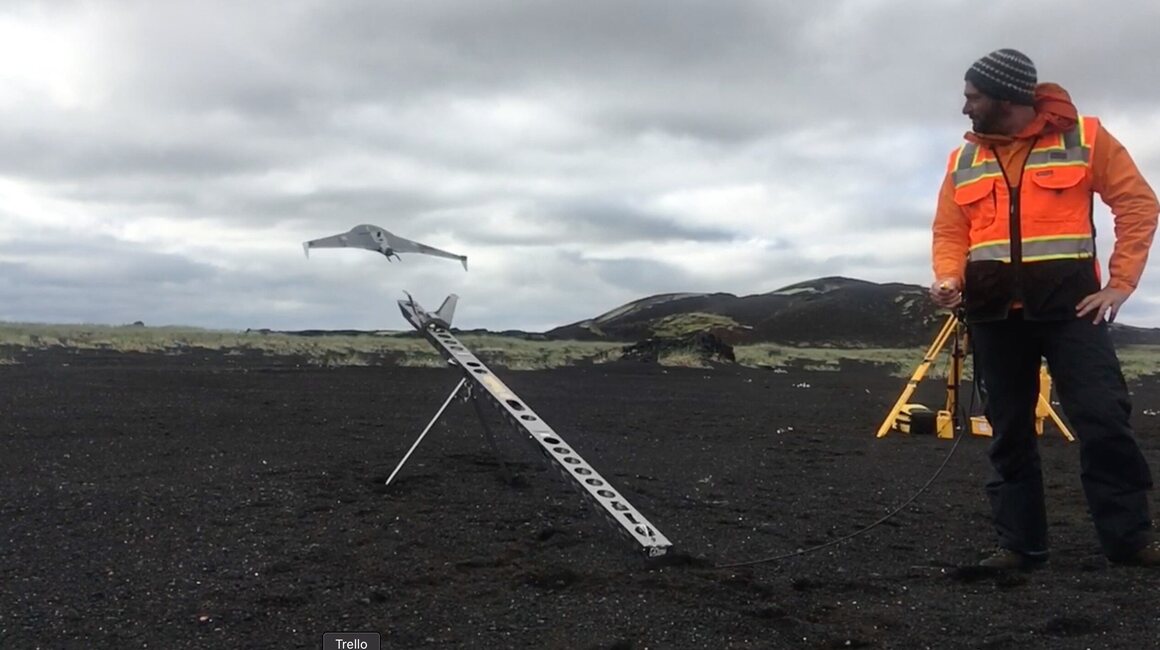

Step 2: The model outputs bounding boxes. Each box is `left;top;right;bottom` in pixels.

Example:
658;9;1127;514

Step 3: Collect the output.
303;224;467;270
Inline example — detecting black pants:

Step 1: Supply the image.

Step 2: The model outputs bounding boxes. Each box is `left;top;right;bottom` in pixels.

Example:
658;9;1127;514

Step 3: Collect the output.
970;313;1154;560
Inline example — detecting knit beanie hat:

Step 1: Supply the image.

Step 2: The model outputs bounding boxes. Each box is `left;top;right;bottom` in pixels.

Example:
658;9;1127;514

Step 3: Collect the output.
964;49;1037;105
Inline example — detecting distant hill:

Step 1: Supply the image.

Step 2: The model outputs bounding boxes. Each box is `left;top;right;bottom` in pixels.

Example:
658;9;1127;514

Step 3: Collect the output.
255;276;1160;348
545;276;1160;348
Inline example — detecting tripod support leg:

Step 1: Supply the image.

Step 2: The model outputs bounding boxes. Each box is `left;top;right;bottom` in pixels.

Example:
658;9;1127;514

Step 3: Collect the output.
469;386;515;485
384;377;468;488
1039;396;1077;442
877;314;958;438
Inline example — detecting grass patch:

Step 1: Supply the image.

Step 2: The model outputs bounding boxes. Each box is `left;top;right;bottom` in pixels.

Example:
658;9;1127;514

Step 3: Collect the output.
0;322;622;369
1111;345;1160;380
657;351;711;368
650;312;745;338
5;322;1160;379
462;336;623;370
734;344;928;376
732;343;1160;382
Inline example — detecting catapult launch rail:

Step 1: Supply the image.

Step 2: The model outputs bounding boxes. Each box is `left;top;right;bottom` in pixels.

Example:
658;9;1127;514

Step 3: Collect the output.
397;295;672;557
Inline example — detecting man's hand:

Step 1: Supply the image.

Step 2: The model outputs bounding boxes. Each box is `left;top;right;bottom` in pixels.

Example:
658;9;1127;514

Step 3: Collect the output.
1076;287;1131;324
930;277;962;309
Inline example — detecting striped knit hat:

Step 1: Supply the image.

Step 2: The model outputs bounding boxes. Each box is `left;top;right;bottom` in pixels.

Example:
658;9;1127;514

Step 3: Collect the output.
964;49;1037;105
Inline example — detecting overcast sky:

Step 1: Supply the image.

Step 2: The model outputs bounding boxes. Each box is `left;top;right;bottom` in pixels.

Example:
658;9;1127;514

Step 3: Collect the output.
3;1;1160;332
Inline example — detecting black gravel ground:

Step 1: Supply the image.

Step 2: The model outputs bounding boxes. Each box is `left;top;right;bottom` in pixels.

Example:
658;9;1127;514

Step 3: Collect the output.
2;348;1159;649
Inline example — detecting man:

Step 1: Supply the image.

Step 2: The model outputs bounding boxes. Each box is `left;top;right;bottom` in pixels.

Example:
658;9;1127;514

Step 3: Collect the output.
930;48;1160;569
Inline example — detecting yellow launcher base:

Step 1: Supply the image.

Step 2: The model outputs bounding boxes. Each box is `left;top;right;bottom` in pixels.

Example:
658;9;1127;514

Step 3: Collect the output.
936;411;993;439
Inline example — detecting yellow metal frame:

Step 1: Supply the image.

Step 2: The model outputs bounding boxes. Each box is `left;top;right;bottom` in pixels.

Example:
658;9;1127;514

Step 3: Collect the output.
876;313;1075;442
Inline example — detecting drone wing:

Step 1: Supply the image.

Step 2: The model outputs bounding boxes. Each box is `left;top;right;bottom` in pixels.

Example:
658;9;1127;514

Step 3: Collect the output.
302;225;385;258
384;232;469;271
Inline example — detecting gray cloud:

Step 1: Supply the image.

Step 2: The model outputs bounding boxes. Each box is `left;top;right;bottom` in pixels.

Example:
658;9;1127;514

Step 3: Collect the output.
2;0;1160;332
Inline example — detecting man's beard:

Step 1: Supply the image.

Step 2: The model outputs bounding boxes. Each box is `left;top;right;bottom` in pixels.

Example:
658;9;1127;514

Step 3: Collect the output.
971;104;1005;134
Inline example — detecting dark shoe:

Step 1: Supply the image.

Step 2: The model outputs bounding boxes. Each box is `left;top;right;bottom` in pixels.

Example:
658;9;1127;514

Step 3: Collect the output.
978;548;1048;571
1113;540;1160;567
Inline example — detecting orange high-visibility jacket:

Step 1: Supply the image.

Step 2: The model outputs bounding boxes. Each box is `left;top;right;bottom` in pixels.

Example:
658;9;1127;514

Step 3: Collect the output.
933;115;1159;321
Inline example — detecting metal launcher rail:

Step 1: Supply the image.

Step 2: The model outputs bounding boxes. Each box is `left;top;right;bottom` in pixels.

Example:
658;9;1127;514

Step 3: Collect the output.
391;294;672;557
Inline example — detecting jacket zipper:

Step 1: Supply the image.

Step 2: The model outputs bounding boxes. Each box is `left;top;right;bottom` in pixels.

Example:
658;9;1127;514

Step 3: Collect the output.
1010;188;1022;301
992;145;1033;303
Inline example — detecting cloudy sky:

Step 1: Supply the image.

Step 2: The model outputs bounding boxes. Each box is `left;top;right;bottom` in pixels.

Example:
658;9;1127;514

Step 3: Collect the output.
3;1;1160;332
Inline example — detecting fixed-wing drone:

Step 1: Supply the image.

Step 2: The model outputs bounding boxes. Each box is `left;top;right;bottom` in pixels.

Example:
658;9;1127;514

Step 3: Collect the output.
303;224;468;270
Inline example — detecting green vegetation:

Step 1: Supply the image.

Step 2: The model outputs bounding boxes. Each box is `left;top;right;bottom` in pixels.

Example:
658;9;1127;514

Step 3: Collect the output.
735;342;1160;381
0;321;419;355
444;336;622;370
1111;345;1160;381
733;343;924;376
0;322;622;370
4;321;1160;379
656;351;711;368
650;312;744;337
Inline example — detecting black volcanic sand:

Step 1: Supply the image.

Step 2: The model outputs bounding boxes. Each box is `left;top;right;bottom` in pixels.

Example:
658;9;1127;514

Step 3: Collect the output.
3;348;1160;649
